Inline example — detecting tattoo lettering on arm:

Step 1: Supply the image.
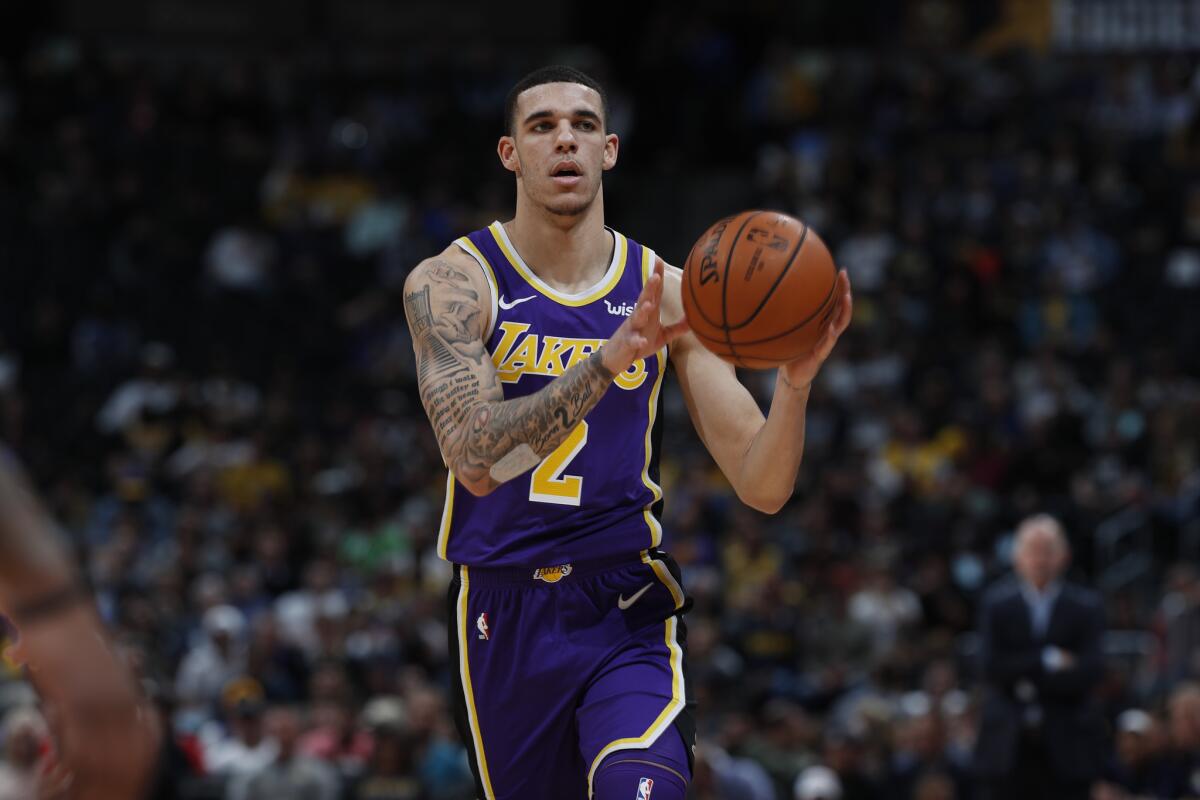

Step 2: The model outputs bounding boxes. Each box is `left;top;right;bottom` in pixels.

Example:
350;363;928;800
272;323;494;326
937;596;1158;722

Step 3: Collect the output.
404;257;615;495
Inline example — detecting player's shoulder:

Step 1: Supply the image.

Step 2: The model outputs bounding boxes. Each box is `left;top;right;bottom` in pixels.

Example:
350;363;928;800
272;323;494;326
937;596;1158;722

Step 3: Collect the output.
406;243;480;284
404;242;489;296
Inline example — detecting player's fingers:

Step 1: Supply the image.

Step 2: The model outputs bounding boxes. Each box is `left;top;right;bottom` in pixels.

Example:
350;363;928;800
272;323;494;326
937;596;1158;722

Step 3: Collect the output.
834;297;852;336
630;304;649;331
630;261;662;318
631;294;657;330
808;324;834;363
834;270;853;333
633;292;658;327
816;332;837;363
636;265;661;303
825;302;849;343
812;302;846;360
650;257;666;301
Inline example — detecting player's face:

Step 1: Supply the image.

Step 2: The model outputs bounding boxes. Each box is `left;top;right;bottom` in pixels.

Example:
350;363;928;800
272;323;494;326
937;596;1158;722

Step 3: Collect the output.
499;82;618;217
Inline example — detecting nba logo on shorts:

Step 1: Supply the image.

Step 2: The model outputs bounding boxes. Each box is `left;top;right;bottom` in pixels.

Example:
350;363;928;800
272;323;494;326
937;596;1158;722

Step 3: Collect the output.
636;777;653;799
476;612;490;640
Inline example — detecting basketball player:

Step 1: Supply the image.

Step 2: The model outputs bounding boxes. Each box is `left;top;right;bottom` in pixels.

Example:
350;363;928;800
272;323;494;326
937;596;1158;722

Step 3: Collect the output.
403;65;852;800
0;454;161;799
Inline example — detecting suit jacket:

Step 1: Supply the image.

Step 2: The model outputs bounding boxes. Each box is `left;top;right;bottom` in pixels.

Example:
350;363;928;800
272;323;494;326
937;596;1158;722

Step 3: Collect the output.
973;576;1106;782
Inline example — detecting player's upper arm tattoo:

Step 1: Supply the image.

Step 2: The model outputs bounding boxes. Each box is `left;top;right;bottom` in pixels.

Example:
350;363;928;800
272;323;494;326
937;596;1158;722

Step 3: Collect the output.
405;258;614;491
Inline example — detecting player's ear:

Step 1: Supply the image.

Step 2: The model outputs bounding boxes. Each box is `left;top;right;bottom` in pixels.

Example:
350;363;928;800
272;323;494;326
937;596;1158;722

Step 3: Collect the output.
602;132;618;171
498;136;520;176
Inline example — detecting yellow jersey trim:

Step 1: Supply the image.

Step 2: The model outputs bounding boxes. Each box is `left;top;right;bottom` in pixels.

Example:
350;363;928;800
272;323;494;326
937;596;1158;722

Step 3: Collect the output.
457;567;497;799
640;549;686;610
585;613;686;796
453;236;501;341
437;472;455;560
640;245;667;547
488;221;627;307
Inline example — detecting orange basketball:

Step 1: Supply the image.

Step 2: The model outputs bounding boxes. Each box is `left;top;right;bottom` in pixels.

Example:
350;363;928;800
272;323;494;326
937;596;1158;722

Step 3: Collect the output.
681;210;837;369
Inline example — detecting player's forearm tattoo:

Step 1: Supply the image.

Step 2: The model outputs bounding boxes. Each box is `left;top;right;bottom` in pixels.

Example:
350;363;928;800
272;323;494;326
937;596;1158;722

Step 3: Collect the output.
405;260;615;489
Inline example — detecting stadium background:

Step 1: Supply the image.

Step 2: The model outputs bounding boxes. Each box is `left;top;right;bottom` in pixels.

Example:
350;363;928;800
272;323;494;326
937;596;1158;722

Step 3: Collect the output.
2;0;1200;797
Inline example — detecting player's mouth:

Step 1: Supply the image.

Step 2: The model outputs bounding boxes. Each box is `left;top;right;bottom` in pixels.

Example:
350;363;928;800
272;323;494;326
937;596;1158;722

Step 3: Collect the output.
551;161;583;187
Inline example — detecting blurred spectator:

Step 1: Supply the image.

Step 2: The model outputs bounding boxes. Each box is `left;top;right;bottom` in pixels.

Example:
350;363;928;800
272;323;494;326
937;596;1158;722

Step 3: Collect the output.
226;705;340;800
0;707;44;800
298;699;373;777
1157;563;1200;685
911;771;956;800
1159;684;1200;798
177;604;249;718
740;698;817;790
974;515;1105;800
692;743;777;800
351;697;422;800
276;560;350;662
849;563;922;658
794;764;842;800
95;342;181;435
1093;708;1173;799
201;678;277;779
887;707;969;800
819;731;879;800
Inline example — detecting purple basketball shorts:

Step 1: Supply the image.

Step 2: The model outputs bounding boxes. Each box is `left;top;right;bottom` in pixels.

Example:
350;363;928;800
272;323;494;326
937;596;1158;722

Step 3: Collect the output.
446;549;695;799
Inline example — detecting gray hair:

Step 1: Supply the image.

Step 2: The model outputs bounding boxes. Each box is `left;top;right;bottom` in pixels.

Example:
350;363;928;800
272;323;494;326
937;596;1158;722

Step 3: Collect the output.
1014;513;1069;555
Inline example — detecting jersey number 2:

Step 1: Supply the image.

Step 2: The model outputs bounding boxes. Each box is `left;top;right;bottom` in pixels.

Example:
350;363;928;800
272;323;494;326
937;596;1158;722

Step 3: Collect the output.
529;421;587;506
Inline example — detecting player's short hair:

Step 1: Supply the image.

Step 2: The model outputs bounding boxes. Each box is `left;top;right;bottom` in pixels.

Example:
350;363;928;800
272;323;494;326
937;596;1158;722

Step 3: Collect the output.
504;65;609;136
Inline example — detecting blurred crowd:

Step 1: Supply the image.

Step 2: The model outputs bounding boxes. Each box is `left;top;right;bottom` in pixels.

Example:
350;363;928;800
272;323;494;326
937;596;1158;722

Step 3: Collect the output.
1;7;1200;799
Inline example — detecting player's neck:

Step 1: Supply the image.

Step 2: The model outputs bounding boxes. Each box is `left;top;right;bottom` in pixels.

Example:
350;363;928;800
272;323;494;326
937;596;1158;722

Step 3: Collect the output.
505;194;613;293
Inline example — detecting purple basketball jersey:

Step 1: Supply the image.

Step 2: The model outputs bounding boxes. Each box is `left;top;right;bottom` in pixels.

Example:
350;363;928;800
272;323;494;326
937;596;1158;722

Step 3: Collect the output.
437;221;667;568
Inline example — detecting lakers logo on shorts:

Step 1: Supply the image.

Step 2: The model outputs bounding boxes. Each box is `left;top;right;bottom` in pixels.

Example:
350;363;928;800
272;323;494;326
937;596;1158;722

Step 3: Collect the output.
532;564;573;583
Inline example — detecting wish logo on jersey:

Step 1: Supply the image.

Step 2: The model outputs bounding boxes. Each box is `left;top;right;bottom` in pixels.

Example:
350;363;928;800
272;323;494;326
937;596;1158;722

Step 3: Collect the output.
636;777;654;799
604;299;634;317
490;321;648;389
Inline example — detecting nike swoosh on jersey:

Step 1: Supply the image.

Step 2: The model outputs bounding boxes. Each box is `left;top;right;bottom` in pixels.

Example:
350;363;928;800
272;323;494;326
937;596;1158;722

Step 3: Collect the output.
617;583;654;611
498;294;536;309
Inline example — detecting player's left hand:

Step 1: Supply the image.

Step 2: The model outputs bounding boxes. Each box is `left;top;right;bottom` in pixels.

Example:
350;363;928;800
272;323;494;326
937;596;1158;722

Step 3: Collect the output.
778;269;852;391
600;257;690;375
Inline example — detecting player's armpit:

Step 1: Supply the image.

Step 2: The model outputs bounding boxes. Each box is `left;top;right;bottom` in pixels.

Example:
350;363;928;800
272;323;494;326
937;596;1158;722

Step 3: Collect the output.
404;254;616;496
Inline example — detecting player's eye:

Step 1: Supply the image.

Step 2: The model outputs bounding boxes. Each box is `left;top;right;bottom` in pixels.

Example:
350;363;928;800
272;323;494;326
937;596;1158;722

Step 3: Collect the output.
532;122;552;133
575;120;596;131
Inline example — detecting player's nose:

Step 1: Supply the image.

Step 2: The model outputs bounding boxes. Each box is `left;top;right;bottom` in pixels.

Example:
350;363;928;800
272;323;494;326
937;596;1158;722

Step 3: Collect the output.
554;120;577;152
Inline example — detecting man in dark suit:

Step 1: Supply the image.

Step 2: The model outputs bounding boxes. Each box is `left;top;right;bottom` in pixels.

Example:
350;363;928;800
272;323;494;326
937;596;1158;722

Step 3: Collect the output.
974;513;1106;800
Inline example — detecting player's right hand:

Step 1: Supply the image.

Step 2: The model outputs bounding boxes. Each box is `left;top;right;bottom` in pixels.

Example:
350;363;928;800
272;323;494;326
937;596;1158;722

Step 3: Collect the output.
601;257;689;375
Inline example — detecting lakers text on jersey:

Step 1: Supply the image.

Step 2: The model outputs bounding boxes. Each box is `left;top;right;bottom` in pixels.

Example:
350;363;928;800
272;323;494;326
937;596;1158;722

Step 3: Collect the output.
437;221;667;568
